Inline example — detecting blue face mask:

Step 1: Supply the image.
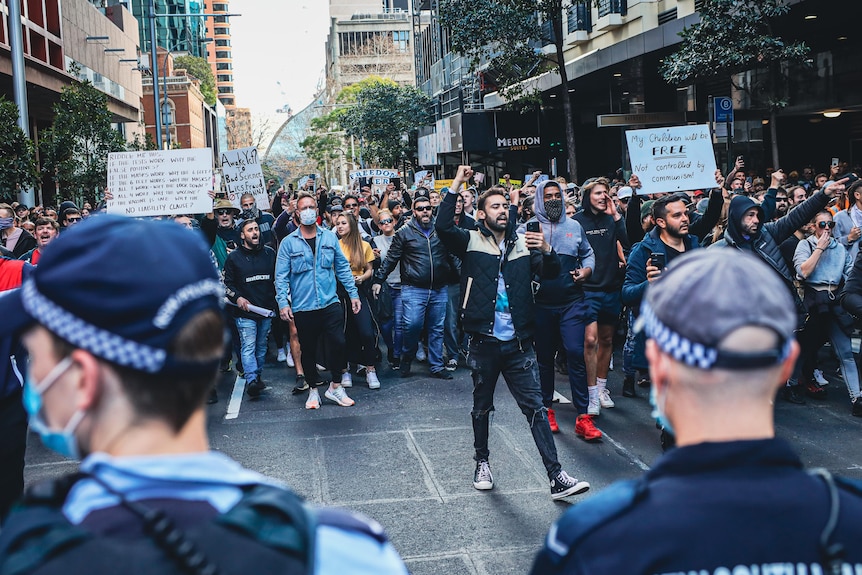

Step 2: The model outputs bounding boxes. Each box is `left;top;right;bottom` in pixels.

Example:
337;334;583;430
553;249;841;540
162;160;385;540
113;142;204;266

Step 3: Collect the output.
649;381;674;436
22;357;85;460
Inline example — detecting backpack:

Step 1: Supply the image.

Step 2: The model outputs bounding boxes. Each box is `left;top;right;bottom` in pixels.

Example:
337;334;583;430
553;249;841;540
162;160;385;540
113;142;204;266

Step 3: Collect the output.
0;473;335;575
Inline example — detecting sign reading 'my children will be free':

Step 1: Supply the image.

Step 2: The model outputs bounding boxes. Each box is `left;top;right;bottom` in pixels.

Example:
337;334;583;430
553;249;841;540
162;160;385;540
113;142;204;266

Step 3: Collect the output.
625;125;717;195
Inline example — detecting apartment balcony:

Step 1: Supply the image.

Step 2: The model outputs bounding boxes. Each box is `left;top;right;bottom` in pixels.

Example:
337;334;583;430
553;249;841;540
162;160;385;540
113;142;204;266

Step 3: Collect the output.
595;0;626;31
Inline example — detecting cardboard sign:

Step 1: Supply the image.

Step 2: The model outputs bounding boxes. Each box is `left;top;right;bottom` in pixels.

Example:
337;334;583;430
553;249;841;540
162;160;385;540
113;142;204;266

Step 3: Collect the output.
221;147;268;210
350;169;399;193
626;125;717;195
107;149;213;217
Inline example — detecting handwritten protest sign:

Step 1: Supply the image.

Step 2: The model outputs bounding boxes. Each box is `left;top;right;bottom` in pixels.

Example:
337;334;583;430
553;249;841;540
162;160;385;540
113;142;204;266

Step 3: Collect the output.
107;149;213;217
625;125;717;195
350;169;399;193
221;147;268;210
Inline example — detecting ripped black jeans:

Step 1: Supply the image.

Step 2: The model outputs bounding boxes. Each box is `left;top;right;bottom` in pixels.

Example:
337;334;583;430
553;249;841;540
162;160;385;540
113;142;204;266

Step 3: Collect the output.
468;335;562;479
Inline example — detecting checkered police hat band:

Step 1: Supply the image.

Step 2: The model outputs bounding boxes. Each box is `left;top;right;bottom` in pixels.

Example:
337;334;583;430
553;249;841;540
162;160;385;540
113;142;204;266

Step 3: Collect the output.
22;279;167;373
640;302;790;370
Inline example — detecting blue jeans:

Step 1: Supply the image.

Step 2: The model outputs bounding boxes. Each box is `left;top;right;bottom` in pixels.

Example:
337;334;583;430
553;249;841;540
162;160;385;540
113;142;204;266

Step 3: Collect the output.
468;336;561;479
236;317;272;383
401;285;447;372
380;284;403;360
534;300;589;415
444;283;465;359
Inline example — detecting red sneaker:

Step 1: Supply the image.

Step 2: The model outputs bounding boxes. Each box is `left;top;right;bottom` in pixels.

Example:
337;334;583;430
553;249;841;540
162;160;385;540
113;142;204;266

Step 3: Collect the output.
548;408;560;433
805;382;827;400
575;414;602;441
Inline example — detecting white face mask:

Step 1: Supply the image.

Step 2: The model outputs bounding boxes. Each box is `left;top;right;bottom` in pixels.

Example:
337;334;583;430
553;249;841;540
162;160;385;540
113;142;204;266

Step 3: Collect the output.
299;208;317;226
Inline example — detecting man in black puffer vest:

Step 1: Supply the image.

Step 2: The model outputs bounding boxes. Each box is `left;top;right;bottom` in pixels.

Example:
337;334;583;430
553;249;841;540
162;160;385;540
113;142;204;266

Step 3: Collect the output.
436;165;591;502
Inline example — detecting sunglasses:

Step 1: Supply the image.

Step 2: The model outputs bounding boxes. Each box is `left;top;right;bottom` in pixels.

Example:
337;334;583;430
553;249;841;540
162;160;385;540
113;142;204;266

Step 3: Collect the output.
817;221;836;229
413;206;432;212
67;217;82;222
379;219;393;225
215;209;234;216
776;197;788;202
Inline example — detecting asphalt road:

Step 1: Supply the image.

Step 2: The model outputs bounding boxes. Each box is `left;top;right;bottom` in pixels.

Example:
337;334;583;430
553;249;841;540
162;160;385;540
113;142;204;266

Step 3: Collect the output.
22;345;862;574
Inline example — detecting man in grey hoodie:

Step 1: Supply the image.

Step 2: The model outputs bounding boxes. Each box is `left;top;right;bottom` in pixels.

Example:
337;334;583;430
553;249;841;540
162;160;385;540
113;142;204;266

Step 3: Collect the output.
520;181;598;441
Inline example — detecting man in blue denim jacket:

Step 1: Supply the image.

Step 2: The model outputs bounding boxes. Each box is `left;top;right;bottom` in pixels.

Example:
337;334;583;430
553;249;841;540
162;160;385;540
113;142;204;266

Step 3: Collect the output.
276;192;361;410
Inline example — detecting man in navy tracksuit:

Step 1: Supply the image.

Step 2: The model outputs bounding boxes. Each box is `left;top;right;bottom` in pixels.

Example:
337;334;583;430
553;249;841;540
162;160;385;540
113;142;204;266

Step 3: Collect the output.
521;180;598;441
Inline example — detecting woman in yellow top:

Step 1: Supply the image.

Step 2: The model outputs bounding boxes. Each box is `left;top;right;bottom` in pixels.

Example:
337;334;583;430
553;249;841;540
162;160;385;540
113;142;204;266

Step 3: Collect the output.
334;212;381;389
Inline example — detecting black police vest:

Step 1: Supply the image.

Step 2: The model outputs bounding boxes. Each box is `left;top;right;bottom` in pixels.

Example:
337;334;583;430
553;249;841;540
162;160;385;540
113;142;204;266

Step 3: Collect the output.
0;473;376;575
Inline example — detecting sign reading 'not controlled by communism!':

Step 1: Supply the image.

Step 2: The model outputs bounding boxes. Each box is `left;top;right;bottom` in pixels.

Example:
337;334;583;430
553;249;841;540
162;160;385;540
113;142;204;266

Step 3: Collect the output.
625;125;717;195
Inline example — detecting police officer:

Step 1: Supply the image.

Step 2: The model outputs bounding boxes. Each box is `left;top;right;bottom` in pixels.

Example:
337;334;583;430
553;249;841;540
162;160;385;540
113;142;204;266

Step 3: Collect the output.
0;216;407;575
532;248;862;575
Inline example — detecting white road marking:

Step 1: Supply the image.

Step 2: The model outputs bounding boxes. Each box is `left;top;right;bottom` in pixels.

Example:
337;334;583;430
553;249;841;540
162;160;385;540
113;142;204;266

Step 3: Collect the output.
225;375;245;420
601;430;651;471
553;390;572;404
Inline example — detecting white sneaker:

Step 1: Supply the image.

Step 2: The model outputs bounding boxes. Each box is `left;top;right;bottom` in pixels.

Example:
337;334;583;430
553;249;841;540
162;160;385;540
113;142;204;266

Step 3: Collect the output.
416;346;427;362
341;372;353;388
813;369;829;385
587;392;601;416
325;385;355;406
599;387;615;409
286;349;295;368
367;371;381;389
305;388;320;410
277;348;286;363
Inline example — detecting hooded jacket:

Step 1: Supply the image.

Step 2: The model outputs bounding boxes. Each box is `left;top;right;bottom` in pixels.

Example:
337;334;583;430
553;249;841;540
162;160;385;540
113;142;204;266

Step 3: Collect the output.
711;191;830;302
573;195;630;292
518;180;595;306
436;189;560;340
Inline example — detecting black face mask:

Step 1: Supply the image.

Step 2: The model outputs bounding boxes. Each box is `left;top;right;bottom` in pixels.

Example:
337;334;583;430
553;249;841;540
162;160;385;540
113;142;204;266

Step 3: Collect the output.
544;199;563;222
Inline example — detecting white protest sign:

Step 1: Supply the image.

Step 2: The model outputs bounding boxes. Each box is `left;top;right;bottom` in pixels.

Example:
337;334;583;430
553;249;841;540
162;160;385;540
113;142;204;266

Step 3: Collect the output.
414;170;435;190
221;147;268;210
349;169;399;193
107;149;213;217
626;125;717;195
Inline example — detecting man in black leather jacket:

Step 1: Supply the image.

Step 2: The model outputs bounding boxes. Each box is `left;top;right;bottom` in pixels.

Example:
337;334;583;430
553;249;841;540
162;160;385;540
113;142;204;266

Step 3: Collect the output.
373;189;453;379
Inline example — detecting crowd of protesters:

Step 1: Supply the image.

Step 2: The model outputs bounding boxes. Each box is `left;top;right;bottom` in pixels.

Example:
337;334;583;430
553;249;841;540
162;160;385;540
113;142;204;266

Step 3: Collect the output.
3;158;862;537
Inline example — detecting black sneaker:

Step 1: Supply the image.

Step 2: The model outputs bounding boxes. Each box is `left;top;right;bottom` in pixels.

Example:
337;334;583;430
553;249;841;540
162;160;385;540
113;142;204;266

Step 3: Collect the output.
550;471;590;500
291;374;309;395
781;385;806;405
245;379;265;398
236;363;245;378
622;375;636;398
852;397;862;417
207;388;218;404
219;360;232;373
390;357;401;371
431;370;453;380
399;361;413;378
472;460;493;490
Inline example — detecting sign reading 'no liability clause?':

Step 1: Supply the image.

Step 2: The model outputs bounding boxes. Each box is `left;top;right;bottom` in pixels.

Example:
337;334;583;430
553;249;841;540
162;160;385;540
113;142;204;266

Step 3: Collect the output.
625;125;717;195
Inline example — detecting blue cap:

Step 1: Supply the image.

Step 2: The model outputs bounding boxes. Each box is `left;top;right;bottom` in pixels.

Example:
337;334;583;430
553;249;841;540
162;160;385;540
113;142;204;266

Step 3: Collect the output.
0;215;224;375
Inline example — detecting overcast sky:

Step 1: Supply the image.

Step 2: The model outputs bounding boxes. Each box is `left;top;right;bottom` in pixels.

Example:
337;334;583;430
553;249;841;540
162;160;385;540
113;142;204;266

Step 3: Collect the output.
230;1;330;116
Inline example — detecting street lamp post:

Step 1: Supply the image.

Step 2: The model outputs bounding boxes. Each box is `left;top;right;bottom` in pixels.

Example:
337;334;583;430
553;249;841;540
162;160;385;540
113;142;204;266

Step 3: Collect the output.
8;0;34;206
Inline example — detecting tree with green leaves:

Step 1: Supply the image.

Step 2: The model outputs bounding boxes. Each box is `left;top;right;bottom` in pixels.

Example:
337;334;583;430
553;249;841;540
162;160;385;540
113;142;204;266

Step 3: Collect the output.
660;0;809;167
40;67;126;204
337;80;432;168
127;132;157;151
0;97;39;200
438;0;587;182
174;55;217;107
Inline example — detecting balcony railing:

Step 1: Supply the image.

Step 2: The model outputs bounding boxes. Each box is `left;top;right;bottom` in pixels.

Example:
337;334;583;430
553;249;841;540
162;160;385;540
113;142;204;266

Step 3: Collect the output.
567;3;591;33
598;0;627;18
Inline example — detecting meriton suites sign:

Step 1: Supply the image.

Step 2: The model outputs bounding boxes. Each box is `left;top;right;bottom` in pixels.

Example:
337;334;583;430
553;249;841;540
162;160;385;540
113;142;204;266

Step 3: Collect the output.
496;136;541;151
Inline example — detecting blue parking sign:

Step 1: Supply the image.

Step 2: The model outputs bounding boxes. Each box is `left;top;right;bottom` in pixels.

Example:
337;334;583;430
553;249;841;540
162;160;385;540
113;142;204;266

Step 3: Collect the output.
715;97;734;123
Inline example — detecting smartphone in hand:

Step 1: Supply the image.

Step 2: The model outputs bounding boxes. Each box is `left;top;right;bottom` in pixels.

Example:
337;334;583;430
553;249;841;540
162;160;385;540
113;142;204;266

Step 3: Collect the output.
526;221;541;233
